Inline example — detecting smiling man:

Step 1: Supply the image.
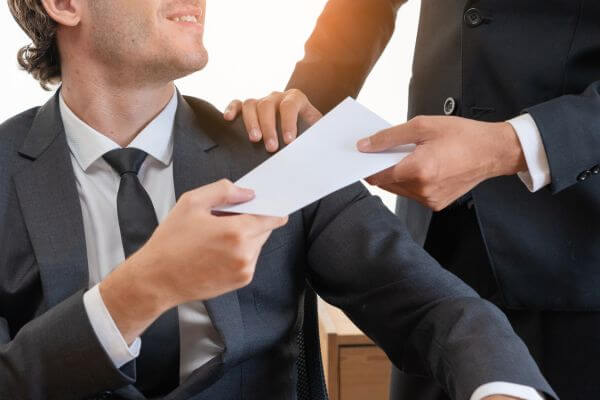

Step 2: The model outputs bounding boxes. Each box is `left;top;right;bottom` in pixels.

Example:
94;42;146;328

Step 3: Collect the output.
0;1;556;400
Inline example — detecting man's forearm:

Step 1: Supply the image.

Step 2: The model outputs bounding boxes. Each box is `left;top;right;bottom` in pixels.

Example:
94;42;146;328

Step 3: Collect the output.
303;183;556;399
287;0;404;112
93;180;287;347
99;252;171;345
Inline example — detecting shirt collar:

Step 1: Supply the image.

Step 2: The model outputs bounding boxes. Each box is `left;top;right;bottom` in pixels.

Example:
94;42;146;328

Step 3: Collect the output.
59;89;178;171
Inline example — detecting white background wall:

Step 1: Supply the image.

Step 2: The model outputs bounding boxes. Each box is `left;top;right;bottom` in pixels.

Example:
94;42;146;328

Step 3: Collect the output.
0;0;421;210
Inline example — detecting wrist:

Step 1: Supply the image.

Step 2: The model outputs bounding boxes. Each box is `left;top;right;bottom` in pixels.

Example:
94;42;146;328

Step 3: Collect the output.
99;250;174;343
489;122;527;177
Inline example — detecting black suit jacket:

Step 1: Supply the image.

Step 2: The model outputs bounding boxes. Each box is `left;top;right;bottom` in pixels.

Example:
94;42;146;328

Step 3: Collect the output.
0;92;554;400
288;0;600;311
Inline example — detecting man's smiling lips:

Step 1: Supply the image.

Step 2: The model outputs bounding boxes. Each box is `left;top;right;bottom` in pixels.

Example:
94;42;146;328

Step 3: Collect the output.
166;8;203;27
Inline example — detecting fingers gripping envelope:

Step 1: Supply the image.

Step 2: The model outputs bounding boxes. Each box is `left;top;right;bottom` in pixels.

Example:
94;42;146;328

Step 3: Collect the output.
214;98;415;217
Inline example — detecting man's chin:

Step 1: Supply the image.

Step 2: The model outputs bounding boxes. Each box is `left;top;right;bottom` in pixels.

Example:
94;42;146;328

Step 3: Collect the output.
160;52;209;82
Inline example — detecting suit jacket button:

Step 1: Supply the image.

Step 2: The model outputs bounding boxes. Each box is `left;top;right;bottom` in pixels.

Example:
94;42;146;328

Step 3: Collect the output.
100;391;113;399
464;8;484;27
578;171;592;181
592;165;600;175
443;97;457;115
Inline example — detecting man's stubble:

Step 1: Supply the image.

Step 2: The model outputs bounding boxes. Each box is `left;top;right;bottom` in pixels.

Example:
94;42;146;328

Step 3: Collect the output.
87;1;208;88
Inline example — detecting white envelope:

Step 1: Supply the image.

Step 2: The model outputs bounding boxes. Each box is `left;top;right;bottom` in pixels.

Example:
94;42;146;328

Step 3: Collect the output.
215;97;414;216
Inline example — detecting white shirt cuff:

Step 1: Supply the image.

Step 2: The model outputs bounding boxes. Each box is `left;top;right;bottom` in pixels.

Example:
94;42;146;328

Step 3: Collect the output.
508;114;551;192
471;381;546;400
83;284;141;368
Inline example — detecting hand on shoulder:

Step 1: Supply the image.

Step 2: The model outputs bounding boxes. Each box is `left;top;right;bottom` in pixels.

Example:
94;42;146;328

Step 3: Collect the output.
223;89;322;152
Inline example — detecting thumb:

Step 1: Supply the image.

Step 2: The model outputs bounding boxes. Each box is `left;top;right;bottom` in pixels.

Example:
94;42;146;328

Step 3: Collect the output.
357;120;427;153
191;179;255;208
366;151;421;186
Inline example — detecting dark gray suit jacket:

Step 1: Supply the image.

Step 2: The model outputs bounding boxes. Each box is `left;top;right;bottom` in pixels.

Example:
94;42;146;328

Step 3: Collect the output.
287;0;600;311
0;92;555;400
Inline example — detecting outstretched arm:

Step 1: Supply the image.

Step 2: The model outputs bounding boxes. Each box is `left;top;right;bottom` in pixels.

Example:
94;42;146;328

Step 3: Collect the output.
302;183;556;400
0;181;287;399
286;0;406;113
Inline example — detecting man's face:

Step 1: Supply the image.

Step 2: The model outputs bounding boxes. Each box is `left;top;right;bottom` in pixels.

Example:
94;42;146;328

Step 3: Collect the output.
83;0;207;83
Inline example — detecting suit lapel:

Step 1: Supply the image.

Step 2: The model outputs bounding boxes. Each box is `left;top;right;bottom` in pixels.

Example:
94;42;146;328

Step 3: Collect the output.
14;93;88;308
15;92;247;395
172;95;246;369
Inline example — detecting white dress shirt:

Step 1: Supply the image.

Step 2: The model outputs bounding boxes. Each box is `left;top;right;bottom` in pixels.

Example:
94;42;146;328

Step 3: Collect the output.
59;91;224;383
60;92;547;398
509;114;551;192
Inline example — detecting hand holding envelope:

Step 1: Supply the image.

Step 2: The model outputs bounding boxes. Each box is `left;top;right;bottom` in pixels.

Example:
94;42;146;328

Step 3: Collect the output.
225;89;527;212
215;98;414;216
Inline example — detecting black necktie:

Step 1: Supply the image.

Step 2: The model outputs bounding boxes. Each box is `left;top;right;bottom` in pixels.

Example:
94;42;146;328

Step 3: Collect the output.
103;148;180;397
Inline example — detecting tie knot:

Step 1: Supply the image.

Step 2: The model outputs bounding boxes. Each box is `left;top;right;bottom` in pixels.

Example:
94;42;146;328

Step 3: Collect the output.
103;148;148;176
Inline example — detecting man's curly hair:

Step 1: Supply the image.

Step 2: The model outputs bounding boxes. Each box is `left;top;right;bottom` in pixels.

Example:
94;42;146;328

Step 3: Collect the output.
8;0;61;90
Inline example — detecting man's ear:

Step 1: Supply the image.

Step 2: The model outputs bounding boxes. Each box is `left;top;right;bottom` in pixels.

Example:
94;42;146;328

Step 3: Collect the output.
40;0;82;27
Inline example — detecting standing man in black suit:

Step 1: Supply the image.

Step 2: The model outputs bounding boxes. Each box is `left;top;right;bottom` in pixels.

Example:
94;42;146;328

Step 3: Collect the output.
226;0;600;399
0;0;556;399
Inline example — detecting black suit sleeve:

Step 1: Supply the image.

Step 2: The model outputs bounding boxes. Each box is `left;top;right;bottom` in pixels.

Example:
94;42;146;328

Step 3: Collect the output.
303;183;556;400
286;0;406;113
0;291;135;400
526;81;600;194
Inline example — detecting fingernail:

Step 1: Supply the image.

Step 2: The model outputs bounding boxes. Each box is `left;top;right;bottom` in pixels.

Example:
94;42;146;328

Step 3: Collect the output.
250;129;261;140
357;138;371;151
266;139;278;151
284;132;293;143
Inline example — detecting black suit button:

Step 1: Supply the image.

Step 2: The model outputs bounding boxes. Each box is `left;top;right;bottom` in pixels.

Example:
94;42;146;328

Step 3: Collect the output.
100;391;113;399
592;165;600;175
577;171;592;182
464;8;484;27
443;97;457;115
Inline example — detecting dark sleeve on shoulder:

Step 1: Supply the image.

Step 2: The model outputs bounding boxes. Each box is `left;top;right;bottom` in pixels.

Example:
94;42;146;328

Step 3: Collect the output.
0;291;135;399
286;0;405;113
526;80;600;194
302;183;556;400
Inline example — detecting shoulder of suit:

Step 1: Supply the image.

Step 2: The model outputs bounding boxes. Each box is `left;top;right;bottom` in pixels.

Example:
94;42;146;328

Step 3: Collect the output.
182;94;274;176
182;95;225;125
182;95;260;145
0;106;40;157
